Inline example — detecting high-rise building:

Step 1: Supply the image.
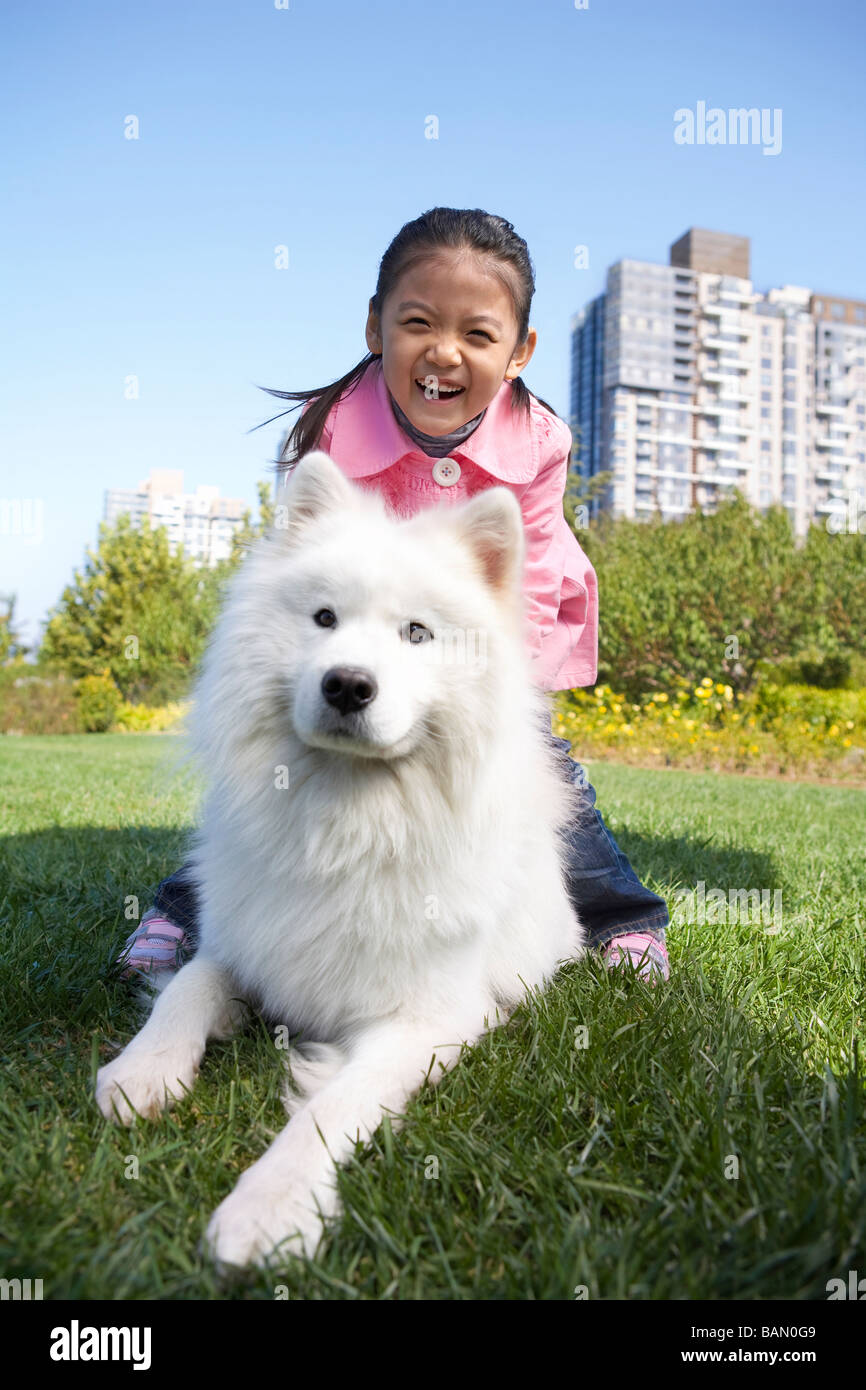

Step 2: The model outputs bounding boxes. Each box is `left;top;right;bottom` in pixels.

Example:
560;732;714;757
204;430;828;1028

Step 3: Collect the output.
570;228;866;534
103;469;249;566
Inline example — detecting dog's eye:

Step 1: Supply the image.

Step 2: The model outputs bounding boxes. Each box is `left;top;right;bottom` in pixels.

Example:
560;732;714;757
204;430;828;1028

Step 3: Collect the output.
313;608;337;628
403;621;433;644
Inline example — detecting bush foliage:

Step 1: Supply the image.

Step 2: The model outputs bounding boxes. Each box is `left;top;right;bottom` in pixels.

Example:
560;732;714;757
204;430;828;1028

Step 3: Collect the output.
578;492;866;699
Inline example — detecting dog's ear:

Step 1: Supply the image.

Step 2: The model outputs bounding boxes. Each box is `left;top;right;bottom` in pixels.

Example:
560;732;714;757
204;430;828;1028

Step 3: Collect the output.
271;451;358;544
449;487;525;595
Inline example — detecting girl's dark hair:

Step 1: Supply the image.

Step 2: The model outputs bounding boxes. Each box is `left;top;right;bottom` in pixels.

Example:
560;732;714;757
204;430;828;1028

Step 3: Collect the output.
252;207;561;480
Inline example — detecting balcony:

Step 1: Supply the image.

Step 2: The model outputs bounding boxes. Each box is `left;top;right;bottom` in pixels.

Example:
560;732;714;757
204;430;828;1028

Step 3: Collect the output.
718;282;755;305
700;445;741;459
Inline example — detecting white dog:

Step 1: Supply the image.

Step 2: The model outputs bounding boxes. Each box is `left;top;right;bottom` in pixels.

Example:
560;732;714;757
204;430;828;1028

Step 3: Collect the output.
96;451;584;1268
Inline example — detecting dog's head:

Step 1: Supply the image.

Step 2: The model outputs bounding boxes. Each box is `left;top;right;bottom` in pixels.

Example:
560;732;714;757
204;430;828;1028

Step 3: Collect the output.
244;449;528;761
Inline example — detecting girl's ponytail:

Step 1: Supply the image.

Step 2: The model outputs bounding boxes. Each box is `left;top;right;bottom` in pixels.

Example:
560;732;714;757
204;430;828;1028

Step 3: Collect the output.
254;352;380;482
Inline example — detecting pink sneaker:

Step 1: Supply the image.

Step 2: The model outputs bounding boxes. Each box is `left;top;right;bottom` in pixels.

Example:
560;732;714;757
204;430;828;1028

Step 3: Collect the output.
602;932;670;983
117;910;191;979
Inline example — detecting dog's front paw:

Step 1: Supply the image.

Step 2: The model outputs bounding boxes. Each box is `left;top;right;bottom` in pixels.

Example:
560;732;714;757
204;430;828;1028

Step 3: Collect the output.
95;1046;199;1124
204;1174;330;1271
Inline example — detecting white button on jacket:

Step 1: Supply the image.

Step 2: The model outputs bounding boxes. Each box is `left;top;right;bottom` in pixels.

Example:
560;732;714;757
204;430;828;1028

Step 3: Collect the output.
431;457;461;487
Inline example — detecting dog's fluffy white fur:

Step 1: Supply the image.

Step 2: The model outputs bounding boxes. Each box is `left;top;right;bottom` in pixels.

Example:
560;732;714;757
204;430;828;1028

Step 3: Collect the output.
96;451;584;1268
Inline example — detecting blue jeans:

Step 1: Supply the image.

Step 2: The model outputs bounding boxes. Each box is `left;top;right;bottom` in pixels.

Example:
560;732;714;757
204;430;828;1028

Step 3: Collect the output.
545;733;669;949
150;737;669;953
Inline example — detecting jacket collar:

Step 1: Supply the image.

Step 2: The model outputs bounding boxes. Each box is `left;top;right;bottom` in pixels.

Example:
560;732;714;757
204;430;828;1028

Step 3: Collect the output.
327;359;539;484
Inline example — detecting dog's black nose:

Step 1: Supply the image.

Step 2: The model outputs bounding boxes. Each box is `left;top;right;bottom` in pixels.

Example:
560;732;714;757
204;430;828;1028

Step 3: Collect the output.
321;667;378;716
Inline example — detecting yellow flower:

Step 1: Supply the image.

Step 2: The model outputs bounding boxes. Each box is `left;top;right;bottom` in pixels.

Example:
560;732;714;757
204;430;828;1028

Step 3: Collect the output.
715;682;726;694
828;724;840;737
656;693;669;704
748;744;759;754
723;686;733;701
701;678;714;688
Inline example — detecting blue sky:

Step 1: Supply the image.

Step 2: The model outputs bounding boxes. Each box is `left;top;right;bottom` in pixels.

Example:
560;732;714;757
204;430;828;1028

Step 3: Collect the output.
2;0;865;652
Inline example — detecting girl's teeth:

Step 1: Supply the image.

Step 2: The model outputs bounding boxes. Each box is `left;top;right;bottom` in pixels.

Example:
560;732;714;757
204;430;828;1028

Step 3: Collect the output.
416;380;463;396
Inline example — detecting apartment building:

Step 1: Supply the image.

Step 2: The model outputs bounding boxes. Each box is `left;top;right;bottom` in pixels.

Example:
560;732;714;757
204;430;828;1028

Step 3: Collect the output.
571;228;866;534
104;469;248;567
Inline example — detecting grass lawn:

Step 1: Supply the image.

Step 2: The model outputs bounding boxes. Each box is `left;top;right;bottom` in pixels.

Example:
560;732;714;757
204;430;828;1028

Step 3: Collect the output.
1;733;864;1301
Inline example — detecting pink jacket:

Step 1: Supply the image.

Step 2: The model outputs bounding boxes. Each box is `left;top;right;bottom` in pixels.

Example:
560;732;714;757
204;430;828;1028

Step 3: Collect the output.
305;361;598;692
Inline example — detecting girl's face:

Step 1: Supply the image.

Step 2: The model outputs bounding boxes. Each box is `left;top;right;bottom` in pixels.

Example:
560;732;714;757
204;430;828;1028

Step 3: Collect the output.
365;250;536;436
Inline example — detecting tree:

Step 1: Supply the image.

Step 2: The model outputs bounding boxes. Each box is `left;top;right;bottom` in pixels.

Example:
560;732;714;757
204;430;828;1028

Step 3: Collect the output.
39;481;275;703
0;592;29;664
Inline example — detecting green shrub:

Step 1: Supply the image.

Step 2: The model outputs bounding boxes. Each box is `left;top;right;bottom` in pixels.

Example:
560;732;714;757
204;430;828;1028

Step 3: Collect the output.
0;665;80;734
577;491;866;699
73;671;123;733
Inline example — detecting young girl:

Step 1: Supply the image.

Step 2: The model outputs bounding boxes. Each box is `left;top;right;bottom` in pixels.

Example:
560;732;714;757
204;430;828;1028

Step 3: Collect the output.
119;207;670;983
